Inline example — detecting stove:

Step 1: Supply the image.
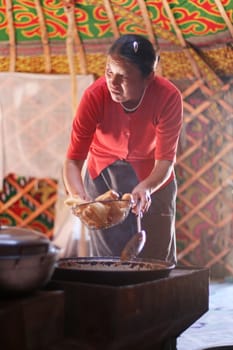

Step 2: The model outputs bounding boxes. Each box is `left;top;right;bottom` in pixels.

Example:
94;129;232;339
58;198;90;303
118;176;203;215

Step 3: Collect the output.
48;266;209;350
0;291;64;350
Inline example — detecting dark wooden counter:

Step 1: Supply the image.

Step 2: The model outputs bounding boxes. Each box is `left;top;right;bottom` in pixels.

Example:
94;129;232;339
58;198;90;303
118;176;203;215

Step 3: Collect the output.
48;266;209;350
0;291;64;350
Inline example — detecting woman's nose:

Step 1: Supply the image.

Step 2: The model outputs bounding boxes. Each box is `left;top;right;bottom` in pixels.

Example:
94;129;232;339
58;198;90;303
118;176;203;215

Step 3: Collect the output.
111;75;121;86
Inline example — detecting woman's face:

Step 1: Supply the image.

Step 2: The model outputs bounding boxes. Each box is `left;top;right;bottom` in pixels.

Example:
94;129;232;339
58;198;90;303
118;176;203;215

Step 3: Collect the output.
105;55;150;104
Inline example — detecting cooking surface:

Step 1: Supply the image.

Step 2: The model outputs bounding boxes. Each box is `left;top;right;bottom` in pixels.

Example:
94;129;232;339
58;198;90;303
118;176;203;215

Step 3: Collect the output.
56;257;168;270
52;257;175;285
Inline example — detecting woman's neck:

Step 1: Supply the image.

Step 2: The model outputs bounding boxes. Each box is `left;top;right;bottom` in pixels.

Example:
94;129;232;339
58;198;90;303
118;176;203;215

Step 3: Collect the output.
120;86;147;113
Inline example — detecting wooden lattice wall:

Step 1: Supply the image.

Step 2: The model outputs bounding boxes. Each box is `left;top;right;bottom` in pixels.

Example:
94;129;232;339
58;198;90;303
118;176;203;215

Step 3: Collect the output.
175;77;233;279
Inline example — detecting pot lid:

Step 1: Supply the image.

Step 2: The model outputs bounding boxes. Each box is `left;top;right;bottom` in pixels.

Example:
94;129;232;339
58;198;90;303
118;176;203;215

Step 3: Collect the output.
0;226;50;256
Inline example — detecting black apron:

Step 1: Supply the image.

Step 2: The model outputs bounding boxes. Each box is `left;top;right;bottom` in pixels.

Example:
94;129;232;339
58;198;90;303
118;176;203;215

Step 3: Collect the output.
84;160;177;264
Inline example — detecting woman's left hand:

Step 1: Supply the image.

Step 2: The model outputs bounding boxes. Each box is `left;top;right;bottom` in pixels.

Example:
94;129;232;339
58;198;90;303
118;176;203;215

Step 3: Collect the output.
131;186;151;214
131;159;174;214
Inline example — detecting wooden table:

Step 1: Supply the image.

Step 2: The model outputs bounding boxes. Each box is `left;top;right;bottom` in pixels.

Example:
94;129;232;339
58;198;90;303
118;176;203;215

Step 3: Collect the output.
0;291;64;350
48;266;209;350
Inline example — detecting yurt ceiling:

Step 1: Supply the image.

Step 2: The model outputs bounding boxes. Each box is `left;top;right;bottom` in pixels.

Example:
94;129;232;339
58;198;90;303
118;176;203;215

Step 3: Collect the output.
0;0;233;80
0;0;233;277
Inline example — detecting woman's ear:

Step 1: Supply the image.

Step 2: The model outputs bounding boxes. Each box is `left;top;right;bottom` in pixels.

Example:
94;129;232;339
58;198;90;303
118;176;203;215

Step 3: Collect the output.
147;71;155;84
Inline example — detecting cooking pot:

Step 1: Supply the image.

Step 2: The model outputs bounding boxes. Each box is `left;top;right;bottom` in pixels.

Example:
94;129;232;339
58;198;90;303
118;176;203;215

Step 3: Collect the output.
0;226;60;294
52;257;175;286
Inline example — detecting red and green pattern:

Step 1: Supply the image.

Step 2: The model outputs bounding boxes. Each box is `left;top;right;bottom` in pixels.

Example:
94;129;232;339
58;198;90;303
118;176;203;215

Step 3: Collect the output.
0;174;57;237
0;0;232;42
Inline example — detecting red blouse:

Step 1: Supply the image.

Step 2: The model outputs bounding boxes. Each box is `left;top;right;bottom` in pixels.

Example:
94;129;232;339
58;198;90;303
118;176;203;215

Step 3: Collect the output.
66;75;183;182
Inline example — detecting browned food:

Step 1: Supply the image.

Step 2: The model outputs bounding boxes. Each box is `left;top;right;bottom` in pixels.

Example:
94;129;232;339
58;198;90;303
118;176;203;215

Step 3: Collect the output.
69;190;133;229
81;202;111;228
58;260;155;271
95;190;120;201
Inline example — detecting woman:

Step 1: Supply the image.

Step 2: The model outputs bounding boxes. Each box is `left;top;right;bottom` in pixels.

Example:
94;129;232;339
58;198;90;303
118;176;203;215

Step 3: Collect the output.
63;34;183;264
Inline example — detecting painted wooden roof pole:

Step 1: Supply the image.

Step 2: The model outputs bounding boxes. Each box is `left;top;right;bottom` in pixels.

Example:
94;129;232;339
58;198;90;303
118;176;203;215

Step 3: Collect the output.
5;0;16;72
64;0;87;256
103;0;120;38
34;0;52;73
63;0;78;115
214;0;233;38
136;0;157;46
73;12;87;75
136;0;162;75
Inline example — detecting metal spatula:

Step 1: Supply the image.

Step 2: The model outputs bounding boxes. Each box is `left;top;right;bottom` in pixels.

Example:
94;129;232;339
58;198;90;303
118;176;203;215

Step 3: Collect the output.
120;203;146;261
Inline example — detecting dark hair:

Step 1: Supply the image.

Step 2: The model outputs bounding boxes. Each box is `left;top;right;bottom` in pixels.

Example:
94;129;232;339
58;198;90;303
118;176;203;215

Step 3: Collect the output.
108;34;158;77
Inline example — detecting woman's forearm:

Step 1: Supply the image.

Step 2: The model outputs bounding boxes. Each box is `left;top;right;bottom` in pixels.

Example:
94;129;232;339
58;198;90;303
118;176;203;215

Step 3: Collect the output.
62;159;88;199
131;159;174;213
143;159;174;194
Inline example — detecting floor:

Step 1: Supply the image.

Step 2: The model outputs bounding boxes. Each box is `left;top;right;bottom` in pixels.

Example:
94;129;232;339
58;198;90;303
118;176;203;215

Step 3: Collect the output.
177;279;233;350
